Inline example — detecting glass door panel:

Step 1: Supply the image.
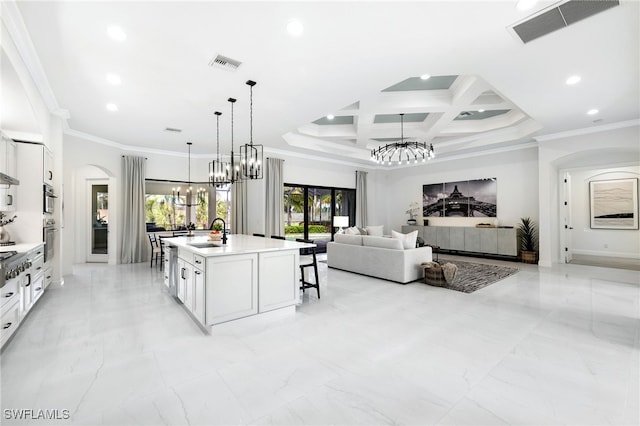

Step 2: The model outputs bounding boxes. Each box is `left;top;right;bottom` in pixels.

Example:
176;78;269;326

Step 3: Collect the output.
91;184;108;255
283;186;305;240
307;187;331;249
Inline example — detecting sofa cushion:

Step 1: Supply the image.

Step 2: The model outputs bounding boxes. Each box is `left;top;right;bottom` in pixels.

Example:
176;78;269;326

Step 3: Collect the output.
365;225;384;236
344;226;360;235
392;230;418;250
334;234;363;245
362;235;403;250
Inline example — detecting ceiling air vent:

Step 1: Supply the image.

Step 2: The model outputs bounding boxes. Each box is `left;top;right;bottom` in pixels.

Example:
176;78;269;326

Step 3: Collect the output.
510;0;619;43
208;54;242;71
164;127;182;133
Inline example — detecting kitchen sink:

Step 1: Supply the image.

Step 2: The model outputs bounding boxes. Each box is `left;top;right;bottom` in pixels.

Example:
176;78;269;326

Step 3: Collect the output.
188;242;222;248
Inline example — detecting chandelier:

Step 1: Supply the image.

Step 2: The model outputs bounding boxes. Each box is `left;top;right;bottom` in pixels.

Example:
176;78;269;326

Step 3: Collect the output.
208;111;231;188
173;142;205;206
370;113;435;165
240;80;263;179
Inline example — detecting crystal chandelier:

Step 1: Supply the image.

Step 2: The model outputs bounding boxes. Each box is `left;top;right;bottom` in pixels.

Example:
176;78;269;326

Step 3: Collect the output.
240;80;263;179
173;142;206;206
209;111;231;187
370;113;435;165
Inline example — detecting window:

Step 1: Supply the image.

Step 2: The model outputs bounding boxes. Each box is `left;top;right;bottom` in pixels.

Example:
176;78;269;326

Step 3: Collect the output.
283;184;356;252
145;180;230;231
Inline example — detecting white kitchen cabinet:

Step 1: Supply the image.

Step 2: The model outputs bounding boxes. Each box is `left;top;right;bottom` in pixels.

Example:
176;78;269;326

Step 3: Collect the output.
205;253;258;326
258;250;299;313
43;147;54;185
193;266;205;325
0;136;18;211
0;298;21;348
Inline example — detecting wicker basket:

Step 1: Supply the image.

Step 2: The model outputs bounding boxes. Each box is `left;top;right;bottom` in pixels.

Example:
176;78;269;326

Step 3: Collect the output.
422;263;447;287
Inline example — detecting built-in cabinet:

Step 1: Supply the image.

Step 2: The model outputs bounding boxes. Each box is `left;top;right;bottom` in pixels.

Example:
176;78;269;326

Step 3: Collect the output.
0;134;18;211
1;244;46;350
402;225;518;257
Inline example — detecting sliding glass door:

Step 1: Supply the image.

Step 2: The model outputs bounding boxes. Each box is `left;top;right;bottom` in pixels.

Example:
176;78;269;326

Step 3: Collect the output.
283;184;355;253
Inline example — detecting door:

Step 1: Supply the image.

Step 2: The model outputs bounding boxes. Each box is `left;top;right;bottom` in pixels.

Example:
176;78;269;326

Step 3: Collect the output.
562;171;573;263
87;181;109;262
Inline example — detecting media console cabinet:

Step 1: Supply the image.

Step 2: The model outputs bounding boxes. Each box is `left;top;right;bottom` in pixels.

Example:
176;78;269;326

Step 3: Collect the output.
401;225;518;258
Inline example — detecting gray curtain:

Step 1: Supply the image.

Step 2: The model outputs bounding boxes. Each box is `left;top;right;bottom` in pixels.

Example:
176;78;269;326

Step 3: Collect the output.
119;156;147;263
356;170;368;228
231;180;247;234
265;158;284;237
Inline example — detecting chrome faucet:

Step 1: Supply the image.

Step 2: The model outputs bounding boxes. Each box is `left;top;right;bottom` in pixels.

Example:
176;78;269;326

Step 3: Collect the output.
209;218;227;245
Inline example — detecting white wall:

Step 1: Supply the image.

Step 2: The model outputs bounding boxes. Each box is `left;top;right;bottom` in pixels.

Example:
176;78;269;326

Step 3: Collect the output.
538;122;639;266
372;147;539;235
567;165;639;259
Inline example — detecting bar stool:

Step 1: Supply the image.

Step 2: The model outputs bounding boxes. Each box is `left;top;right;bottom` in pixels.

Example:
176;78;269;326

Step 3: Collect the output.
296;238;319;298
270;235;285;240
148;234;162;268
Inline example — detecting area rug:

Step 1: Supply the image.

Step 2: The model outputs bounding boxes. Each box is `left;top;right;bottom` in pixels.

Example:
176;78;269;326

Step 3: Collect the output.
433;260;519;293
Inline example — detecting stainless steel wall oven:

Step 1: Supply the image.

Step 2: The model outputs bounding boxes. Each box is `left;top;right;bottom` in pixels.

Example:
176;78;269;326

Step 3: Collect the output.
43;184;56;214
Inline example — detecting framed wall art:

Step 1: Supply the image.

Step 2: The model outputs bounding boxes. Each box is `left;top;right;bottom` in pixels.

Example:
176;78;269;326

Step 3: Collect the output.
423;178;497;217
589;178;638;230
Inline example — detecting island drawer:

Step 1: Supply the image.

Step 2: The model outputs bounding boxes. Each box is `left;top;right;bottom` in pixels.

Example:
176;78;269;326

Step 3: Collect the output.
193;254;205;269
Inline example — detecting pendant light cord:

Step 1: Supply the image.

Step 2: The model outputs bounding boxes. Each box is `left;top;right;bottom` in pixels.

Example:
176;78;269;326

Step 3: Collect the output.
250;84;253;146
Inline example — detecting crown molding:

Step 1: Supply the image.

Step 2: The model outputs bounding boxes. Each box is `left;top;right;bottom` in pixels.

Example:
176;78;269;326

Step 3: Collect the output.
535;119;640;142
2;1;63;120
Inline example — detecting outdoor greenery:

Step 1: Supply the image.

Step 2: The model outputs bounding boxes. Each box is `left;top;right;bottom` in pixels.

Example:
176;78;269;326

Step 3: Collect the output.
145;193;229;230
284;224;327;234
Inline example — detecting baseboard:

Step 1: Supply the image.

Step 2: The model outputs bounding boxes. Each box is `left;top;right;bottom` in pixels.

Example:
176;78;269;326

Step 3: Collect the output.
572;249;640;260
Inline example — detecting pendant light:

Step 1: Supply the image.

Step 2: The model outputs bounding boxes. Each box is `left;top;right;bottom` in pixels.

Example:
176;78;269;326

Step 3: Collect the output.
226;97;243;183
240;80;263;179
173;142;205;205
209;111;231;187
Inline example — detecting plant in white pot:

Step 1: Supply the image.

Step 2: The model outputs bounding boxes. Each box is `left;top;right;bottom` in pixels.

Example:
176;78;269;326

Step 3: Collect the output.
0;212;17;244
518;217;538;264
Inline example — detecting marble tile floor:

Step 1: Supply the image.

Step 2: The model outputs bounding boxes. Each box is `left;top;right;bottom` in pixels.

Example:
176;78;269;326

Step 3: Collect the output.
1;257;638;426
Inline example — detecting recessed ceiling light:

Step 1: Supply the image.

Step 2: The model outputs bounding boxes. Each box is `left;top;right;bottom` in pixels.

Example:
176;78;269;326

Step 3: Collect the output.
587;109;599;115
420;74;431;80
566;75;581;85
516;0;538;11
106;73;121;85
107;26;127;42
105;103;118;112
286;20;304;37
478;109;485;113
327;114;335;120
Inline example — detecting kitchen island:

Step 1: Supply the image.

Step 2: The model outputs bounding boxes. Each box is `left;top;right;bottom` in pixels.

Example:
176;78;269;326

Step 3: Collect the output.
164;234;313;329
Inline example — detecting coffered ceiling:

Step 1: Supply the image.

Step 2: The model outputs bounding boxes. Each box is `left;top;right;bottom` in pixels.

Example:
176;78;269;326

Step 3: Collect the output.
2;0;638;166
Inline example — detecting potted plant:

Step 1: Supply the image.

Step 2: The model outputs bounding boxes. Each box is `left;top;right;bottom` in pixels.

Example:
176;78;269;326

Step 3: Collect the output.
518;217;538;264
406;201;421;225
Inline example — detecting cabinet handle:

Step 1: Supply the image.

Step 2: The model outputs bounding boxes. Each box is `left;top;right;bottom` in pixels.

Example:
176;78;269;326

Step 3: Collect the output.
2;322;12;330
25;274;31;286
46;275;51;279
7;194;12;205
35;287;42;291
181;268;186;280
195;271;201;275
3;292;14;298
195;260;201;264
48;171;53;181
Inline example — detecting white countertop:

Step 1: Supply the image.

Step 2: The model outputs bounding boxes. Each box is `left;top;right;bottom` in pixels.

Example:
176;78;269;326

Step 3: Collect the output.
165;234;314;257
0;242;45;254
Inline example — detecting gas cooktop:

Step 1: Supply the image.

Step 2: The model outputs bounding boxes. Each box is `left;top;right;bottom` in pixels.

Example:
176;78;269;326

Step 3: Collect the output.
0;251;18;262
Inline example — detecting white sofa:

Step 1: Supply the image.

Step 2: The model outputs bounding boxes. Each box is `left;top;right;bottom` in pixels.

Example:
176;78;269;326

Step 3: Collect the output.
327;234;432;284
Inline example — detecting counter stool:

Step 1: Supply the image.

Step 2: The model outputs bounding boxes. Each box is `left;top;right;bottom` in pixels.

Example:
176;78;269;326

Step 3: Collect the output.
296;238;320;298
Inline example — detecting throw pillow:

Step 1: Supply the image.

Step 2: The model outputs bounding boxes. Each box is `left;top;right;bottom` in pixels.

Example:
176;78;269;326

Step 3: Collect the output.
344;226;360;235
365;225;384;236
357;227;368;235
391;230;418;250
